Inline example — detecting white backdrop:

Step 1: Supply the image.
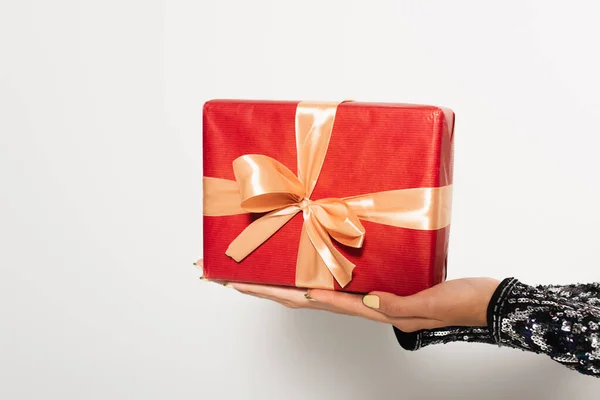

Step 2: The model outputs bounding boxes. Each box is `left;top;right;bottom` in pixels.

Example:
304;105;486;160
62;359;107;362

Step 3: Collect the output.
1;1;599;399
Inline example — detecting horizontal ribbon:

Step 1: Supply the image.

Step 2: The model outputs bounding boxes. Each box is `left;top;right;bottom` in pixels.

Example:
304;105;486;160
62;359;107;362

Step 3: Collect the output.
203;101;452;289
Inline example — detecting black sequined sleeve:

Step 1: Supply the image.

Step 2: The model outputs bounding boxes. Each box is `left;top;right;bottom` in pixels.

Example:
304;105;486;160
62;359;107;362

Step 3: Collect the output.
393;278;600;378
489;278;600;377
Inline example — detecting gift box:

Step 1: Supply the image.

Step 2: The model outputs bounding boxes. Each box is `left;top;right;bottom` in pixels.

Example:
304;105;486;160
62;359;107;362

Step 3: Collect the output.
202;100;454;296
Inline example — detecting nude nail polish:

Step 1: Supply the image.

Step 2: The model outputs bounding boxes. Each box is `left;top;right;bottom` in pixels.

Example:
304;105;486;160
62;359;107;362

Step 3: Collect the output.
362;295;380;309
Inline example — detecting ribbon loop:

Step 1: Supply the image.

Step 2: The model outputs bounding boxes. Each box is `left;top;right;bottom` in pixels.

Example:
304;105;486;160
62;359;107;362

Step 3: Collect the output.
232;154;305;212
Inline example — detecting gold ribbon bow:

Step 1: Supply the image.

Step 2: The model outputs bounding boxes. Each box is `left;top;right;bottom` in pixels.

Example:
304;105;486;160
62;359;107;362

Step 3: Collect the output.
204;101;452;289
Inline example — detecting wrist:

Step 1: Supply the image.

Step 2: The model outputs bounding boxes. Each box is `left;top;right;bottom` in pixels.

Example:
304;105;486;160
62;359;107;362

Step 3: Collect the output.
476;278;502;326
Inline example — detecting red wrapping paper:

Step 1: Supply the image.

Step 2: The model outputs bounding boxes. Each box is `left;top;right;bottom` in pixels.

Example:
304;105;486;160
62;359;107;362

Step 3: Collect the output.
202;100;454;296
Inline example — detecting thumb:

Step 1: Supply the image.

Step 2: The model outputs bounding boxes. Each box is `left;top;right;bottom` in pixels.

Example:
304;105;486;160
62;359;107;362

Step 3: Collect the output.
362;291;433;318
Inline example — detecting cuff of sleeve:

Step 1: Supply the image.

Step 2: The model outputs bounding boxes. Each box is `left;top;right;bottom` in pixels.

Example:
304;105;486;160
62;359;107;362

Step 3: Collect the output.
393;326;421;351
486;277;518;343
393;326;494;350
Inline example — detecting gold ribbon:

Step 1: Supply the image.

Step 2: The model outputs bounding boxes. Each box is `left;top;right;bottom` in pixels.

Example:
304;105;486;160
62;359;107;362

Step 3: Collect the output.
203;101;452;289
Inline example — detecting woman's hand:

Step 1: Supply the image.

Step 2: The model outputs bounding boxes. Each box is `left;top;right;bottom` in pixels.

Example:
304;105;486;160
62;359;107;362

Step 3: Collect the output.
198;261;499;332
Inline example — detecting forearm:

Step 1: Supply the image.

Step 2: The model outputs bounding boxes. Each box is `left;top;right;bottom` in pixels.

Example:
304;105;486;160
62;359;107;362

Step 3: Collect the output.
395;278;600;377
395;279;600;350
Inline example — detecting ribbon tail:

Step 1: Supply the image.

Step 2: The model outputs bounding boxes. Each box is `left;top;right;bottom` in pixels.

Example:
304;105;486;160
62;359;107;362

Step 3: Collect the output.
203;177;247;216
295;226;335;289
344;185;453;230
302;215;355;288
226;206;300;262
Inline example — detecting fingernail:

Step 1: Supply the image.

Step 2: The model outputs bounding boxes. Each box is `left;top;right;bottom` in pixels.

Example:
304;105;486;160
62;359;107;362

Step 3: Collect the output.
199;276;206;281
223;282;234;288
362;295;380;309
305;292;316;302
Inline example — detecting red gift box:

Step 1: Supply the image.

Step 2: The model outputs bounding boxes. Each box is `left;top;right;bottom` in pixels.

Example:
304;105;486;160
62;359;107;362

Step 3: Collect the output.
202;100;454;296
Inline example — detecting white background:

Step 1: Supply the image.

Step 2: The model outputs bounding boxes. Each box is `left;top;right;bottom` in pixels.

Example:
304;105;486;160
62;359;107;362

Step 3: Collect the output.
1;0;599;398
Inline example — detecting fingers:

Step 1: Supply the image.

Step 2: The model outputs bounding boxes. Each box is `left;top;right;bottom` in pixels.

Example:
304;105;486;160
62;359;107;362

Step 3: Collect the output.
310;288;443;330
359;291;445;331
231;282;306;300
307;289;392;323
362;291;435;319
229;282;309;306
